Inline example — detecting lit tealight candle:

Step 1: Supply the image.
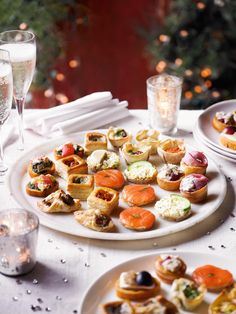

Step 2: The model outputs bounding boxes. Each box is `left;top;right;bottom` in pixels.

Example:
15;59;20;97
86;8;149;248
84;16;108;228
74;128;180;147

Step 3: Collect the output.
0;209;38;276
147;73;183;135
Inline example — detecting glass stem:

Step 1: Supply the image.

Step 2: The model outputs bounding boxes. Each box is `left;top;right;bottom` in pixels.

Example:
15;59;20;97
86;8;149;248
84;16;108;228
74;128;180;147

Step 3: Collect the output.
0;124;3;164
0;123;8;180
15;97;25;151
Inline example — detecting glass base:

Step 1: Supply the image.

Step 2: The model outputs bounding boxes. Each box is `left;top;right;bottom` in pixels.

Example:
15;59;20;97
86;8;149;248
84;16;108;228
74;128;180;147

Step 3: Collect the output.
0;163;8;184
0;163;8;176
161;127;178;136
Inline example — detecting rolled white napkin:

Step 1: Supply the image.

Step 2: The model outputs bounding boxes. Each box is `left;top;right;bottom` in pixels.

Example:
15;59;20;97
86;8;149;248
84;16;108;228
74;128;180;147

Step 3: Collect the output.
51;101;129;137
24;91;130;137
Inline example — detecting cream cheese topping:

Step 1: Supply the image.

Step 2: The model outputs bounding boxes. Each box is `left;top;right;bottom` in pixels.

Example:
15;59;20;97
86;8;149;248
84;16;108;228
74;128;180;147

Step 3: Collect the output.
119;271;136;289
119;271;155;290
87;150;120;170
216;111;233;123
180;176;195;192
120;303;133;314
124;164;156;181
155;195;190;219
134;298;167;314
31;177;50;191
160;254;181;272
158;164;182;180
222;133;236;142
32;156;49;164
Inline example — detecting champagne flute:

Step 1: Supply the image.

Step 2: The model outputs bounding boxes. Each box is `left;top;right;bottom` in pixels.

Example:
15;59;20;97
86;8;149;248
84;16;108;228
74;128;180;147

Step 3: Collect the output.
0;30;36;150
0;49;13;180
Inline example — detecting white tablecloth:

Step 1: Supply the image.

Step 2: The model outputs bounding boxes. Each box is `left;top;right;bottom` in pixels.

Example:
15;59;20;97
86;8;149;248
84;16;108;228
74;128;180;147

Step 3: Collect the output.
1;110;235;314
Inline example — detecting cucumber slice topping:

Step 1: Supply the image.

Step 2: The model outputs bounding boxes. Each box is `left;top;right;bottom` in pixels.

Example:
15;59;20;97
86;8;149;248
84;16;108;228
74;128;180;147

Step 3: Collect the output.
155;194;191;221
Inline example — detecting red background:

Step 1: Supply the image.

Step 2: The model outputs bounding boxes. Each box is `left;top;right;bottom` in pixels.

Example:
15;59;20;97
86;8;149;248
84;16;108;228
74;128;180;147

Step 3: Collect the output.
32;0;169;109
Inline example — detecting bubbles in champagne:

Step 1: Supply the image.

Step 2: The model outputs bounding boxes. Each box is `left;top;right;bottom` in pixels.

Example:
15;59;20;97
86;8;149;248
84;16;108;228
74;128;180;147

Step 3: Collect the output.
0;62;13;123
1;43;36;99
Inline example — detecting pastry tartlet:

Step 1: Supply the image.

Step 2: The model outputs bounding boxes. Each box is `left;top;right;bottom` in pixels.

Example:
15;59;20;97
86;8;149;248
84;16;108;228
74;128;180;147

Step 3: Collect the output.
157;164;184;191
87;187;119;215
28;156;55;177
115;270;160;301
87;150;120;172
155;254;187;284
220;126;236;150
133;295;179;314
67;174;94;200
209;284;236;314
171;278;206;310
100;301;134;314
181;151;208;175
74;209;115;232
124;161;157;184
26;174;59;197
158;139;185;164
55;155;88;180
122;184;156;206
54;142;84;160
84;131;107;155
37;189;81;213
155;194;191;221
107;127;131;148
121;142;151;164
136;129;160;155
180;174;208;203
212;111;236;133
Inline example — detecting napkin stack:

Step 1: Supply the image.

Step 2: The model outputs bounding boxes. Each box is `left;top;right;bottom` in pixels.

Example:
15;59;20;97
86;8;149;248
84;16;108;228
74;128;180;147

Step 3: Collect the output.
24;92;130;137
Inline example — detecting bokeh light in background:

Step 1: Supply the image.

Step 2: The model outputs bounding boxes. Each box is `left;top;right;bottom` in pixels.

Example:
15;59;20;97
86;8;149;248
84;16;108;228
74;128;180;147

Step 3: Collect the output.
3;0;235;109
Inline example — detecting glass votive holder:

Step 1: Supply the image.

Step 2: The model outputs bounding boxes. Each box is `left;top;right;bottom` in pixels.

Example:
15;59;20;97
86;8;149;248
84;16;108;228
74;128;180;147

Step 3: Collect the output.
146;73;183;135
0;209;39;276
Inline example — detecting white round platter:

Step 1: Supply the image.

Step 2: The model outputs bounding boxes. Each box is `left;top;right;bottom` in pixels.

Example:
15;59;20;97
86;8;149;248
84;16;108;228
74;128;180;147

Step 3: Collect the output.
80;250;236;314
197;99;236;154
7;130;226;241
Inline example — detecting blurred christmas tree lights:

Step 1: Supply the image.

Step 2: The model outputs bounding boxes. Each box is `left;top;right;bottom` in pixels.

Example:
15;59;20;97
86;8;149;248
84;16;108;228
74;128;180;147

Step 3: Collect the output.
145;0;236;108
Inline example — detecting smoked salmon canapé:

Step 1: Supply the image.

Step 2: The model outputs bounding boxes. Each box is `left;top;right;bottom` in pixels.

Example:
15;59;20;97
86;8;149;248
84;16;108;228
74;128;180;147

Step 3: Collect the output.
119;207;156;231
94;169;125;190
122;184;156;207
192;265;234;292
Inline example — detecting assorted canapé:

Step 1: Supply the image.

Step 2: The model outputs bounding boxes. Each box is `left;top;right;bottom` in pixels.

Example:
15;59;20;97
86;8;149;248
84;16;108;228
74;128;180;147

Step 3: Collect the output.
100;254;235;314
25;128;212;233
212;110;236;150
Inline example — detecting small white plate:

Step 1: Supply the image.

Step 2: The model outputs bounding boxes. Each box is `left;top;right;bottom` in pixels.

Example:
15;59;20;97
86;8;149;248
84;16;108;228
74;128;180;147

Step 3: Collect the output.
196;124;236;158
197;100;236;154
193;128;236;163
7;130;226;241
194;127;236;159
80;251;236;314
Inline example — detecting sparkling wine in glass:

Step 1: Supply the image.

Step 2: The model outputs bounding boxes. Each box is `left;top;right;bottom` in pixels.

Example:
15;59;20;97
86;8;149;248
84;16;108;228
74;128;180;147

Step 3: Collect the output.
0;49;13;179
0;30;36;150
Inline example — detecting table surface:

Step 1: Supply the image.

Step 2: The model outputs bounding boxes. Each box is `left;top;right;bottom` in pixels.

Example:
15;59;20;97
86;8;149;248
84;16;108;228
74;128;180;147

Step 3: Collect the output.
1;109;236;314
